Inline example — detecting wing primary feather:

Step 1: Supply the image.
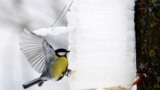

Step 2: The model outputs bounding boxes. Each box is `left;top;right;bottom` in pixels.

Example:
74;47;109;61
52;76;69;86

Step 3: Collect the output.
20;29;50;73
23;48;42;56
21;46;42;53
24;50;42;60
36;57;45;73
30;54;45;73
39;61;45;73
29;52;44;66
32;54;45;72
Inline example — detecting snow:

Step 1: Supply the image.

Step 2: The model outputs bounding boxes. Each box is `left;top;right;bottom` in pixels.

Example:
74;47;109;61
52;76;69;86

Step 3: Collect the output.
0;0;136;90
132;85;137;90
68;0;136;90
33;27;73;36
0;0;70;90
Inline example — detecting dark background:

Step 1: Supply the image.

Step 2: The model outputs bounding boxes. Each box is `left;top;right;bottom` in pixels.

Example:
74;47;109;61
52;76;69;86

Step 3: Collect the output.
135;0;160;90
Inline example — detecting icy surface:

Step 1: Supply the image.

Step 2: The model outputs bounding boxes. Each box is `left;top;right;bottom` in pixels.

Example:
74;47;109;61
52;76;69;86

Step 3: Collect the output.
68;0;136;90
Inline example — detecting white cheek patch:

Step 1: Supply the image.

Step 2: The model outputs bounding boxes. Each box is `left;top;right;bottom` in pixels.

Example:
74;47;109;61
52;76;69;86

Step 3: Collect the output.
57;52;66;56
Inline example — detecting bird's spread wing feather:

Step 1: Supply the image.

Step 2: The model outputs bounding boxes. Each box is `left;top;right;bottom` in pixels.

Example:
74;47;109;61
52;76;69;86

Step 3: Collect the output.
20;29;52;73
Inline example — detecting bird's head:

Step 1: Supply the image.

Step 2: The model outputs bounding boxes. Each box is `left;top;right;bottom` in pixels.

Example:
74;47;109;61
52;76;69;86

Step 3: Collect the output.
55;48;70;57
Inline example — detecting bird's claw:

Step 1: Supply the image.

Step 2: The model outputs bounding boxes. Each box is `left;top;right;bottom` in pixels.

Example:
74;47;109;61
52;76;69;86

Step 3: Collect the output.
65;69;72;77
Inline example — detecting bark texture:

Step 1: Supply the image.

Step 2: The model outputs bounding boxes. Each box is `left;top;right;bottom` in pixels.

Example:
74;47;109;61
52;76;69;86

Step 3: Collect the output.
135;0;160;90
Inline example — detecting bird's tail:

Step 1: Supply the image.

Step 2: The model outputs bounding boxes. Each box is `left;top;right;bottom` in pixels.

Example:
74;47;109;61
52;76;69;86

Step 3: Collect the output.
22;77;42;89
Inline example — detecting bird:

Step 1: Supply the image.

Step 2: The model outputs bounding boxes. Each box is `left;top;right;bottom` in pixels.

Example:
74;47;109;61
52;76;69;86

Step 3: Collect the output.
20;29;70;89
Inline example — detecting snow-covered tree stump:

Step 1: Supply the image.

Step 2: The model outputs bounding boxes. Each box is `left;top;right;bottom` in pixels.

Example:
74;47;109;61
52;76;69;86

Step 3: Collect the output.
67;0;136;90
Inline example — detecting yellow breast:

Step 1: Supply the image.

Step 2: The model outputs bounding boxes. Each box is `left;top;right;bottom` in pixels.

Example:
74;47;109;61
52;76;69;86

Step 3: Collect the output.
50;57;68;79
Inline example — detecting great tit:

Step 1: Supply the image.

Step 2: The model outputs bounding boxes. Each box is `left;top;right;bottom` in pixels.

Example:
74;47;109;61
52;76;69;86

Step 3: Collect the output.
20;29;70;89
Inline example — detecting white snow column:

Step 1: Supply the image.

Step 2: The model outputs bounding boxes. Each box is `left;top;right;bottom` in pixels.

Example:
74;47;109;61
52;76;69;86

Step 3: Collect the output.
68;0;136;90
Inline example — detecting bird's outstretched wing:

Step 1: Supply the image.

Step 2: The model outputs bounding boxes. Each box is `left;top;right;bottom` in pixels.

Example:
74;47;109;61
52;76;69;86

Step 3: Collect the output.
19;29;53;73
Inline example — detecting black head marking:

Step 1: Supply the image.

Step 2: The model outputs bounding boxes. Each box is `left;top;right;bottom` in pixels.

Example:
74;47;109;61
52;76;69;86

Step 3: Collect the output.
55;48;70;57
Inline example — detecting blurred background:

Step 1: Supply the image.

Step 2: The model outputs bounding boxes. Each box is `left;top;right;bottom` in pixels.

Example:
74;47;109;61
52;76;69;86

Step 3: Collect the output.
0;0;71;90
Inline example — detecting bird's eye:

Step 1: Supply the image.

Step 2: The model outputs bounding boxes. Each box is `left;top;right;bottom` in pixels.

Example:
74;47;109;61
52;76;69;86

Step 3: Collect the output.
57;52;66;56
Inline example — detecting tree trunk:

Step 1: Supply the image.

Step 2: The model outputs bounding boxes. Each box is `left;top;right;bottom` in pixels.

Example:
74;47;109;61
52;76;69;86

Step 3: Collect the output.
68;0;136;90
135;0;160;90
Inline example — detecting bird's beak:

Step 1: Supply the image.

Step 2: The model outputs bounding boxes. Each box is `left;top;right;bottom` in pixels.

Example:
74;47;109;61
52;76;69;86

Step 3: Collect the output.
67;51;70;53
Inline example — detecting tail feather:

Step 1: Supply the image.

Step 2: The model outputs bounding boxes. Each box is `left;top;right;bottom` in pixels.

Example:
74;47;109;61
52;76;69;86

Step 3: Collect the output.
22;78;42;89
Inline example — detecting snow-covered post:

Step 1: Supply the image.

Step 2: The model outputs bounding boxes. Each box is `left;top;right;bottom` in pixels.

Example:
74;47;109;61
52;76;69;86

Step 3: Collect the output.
67;0;136;90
